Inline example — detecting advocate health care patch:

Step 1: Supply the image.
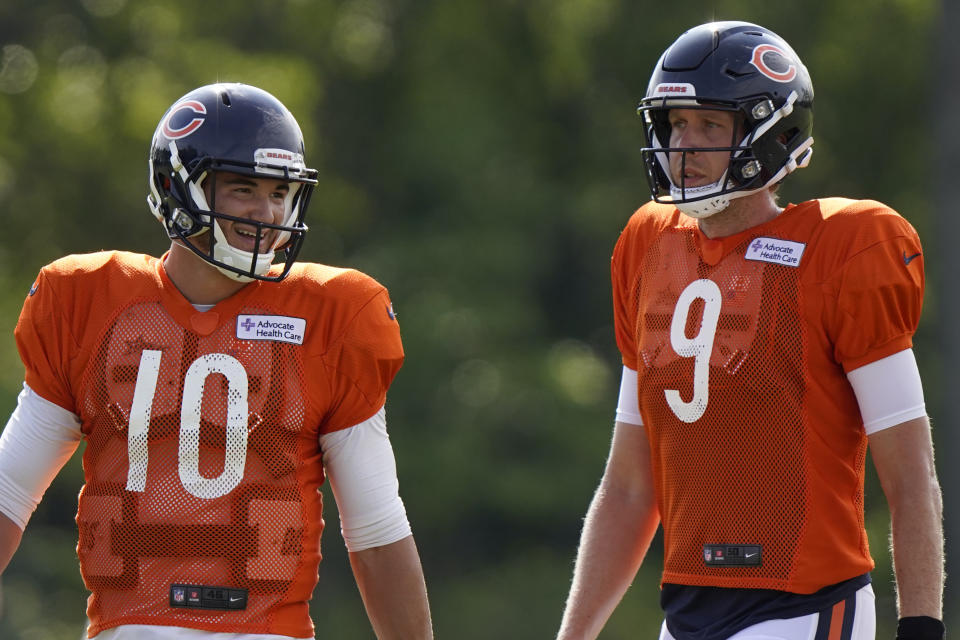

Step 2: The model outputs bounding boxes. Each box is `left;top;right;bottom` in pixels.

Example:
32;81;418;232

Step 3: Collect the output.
236;315;306;345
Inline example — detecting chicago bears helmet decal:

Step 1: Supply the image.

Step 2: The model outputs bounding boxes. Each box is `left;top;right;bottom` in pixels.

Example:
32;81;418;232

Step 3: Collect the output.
750;44;798;83
161;99;208;139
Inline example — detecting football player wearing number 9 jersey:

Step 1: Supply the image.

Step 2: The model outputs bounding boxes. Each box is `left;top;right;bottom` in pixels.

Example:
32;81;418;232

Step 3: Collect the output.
556;22;944;640
0;83;433;639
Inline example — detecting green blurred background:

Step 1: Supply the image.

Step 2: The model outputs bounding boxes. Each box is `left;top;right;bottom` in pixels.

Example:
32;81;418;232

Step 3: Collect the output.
0;0;954;637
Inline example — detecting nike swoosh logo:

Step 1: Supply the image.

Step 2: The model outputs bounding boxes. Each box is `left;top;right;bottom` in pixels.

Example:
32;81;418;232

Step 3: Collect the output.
229;596;244;602
903;251;921;265
745;552;757;558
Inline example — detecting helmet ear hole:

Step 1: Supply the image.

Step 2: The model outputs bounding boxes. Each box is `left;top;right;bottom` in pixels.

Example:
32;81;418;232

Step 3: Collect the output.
778;127;800;147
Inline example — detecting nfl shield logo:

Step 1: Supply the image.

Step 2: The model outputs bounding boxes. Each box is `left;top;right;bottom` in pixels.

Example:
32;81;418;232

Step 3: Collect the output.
704;549;712;562
173;587;186;603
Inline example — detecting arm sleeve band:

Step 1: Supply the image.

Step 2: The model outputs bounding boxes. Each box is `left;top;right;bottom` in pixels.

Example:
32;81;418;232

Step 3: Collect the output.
615;366;643;426
0;383;82;529
847;349;927;435
319;406;412;552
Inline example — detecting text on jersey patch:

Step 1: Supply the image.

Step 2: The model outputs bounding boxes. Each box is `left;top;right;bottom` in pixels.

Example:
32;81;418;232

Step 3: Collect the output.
744;237;806;267
236;315;306;344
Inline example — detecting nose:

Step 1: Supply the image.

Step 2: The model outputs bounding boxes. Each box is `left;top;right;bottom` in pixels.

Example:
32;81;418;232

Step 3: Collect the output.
674;126;706;151
247;192;282;225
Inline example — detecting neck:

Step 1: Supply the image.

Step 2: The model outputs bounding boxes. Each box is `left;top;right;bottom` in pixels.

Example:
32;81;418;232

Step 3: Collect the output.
163;242;251;305
696;189;783;239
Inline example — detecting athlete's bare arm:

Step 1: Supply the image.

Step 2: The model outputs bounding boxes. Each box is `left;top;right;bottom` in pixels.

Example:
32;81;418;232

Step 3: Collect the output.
0;512;22;575
557;421;661;640
868;415;944;619
349;534;433;639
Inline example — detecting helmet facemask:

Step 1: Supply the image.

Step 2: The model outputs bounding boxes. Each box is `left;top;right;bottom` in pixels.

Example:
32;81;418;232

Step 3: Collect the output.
637;22;815;219
147;83;318;283
640;91;813;219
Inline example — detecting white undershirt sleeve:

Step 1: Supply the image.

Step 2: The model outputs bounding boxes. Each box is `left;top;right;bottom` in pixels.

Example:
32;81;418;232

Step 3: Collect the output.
614;352;924;437
615;365;643;426
0;383;82;529
846;348;927;435
319;406;412;552
1;384;416;551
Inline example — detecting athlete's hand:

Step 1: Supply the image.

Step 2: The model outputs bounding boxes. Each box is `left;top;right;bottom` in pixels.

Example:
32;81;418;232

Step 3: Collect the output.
896;616;945;640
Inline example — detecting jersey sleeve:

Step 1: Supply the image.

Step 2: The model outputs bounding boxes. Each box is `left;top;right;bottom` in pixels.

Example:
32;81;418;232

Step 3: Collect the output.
612;216;642;371
319;286;404;435
14;269;80;413
827;211;924;372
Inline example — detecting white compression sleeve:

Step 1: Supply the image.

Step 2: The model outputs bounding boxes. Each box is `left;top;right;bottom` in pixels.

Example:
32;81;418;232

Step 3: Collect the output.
615;365;643;426
0;383;82;529
319;406;412;552
614;353;924;436
847;348;927;435
0;386;416;549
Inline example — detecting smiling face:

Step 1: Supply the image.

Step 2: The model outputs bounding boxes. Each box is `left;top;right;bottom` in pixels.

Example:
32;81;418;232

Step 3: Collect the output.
667;108;740;190
202;171;292;253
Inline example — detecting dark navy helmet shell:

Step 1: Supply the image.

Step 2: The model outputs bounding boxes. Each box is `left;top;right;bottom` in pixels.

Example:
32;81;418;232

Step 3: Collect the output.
147;83;319;282
637;22;814;218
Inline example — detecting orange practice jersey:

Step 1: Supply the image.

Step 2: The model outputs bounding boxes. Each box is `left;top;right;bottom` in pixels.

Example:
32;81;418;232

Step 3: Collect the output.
15;251;404;638
611;198;924;594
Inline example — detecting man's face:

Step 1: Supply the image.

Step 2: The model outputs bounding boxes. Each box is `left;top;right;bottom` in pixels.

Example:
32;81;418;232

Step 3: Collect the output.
203;172;291;252
667;108;739;189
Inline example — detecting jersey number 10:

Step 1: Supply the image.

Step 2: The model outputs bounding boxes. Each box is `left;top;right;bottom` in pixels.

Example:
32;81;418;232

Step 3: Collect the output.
125;349;250;499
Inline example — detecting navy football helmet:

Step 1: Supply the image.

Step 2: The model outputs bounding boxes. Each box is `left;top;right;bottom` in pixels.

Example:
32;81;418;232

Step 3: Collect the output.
147;83;318;282
638;22;814;218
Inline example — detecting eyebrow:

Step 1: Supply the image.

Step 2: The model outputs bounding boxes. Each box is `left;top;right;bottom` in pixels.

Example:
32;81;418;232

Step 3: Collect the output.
221;176;290;191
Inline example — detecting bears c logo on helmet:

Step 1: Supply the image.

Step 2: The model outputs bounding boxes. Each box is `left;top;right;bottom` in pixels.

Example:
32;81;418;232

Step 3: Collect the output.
161;99;207;139
749;44;797;83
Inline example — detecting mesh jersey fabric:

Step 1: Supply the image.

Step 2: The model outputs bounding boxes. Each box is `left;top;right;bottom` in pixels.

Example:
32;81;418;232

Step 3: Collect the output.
611;198;924;594
15;251;404;638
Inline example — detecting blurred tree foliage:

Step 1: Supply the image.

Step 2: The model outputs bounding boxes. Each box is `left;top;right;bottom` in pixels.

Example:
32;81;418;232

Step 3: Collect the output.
0;0;949;637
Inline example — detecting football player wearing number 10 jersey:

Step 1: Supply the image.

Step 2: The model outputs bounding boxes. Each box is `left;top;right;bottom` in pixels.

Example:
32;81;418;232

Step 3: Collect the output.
557;22;945;640
0;83;433;639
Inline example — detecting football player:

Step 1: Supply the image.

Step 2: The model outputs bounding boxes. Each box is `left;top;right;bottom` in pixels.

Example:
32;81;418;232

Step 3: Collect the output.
0;83;433;639
556;22;944;640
